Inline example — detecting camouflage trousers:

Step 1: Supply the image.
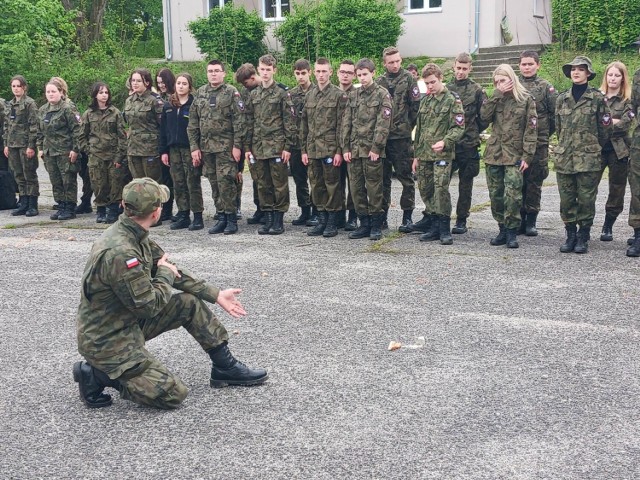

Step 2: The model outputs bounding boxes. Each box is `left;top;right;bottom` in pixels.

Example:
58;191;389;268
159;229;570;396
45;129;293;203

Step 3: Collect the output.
290;148;311;208
628;143;640;229
78;154;93;205
308;157;344;212
340;161;354;211
203;151;238;214
254;157;290;212
451;147;480;219
348;156;384;216
521;145;550;214
170;147;204;213
247;155;261;208
596;150;629;218
485;164;523;230
383;138;415;211
556;171;600;228
128;155;163;183
417;160;452;217
236;157;244;210
115;292;229;409
88;156;128;207
7;147;39;196
44;154;79;203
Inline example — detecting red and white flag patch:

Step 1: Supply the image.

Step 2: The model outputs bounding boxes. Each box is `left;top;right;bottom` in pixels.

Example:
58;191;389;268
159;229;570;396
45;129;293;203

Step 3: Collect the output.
126;257;140;269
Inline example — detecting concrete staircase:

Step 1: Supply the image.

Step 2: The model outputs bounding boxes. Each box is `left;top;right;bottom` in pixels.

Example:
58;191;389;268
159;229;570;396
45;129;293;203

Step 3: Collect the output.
470;44;544;85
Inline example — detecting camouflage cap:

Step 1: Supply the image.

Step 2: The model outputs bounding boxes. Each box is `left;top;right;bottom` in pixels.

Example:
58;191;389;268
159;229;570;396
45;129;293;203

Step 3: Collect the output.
122;177;169;216
562;56;596;81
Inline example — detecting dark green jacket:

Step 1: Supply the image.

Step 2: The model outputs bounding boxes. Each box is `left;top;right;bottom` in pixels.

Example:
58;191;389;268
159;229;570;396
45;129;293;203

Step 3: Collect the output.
81;105;127;163
3;95;38;149
414;88;465;162
36;100;83;156
375;69;420;140
289;84;314;150
632;68;640;149
520;74;558;145
447;78;487;149
300;83;349;158
123;91;164;156
603;93;635;160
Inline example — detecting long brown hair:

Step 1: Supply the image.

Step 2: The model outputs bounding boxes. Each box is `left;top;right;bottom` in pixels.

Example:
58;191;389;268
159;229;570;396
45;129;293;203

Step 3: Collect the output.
170;73;194;107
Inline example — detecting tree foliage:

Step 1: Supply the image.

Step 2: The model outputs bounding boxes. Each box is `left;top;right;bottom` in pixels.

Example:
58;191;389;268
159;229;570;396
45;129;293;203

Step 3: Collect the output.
274;0;403;63
188;6;267;70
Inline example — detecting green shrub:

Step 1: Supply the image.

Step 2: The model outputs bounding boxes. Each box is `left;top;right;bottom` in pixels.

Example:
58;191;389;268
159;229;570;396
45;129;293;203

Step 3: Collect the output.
188;6;267;70
274;0;403;64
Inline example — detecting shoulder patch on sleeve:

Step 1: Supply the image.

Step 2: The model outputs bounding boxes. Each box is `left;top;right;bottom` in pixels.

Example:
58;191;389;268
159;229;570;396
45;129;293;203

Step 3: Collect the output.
549;86;555;93
602;113;612;126
290;105;296;117
383;107;391;119
455;113;465;126
411;85;420;100
629;111;636;119
530;116;537;128
126;257;140;269
75;113;81;123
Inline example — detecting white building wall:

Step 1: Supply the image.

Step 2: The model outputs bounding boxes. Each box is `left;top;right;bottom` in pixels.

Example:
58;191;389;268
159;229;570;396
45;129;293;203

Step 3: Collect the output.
163;0;206;61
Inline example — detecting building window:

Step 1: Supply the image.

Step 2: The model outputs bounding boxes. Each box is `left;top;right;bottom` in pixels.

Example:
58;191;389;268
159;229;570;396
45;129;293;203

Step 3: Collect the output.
408;0;442;12
264;0;290;20
533;0;545;18
209;0;232;10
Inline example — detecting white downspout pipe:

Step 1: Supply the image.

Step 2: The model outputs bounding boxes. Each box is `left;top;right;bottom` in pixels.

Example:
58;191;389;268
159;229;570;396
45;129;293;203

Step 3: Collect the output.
471;0;480;54
164;0;173;61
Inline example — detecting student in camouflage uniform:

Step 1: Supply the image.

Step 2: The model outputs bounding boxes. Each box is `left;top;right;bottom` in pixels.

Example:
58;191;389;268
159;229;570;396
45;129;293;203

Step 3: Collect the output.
341;58;393;241
481;64;538;249
73;177;267;409
37;78;83;221
81;82;128;224
443;52;487;235
595;61;635;242
300;57;349;238
4;75;39;217
518;50;558;236
161;73;204;231
555;56;613;254
244;54;297;235
376;47;421;231
188;60;245;235
289;59;315;226
155;68;177;221
412;63;465;245
626;36;640;257
337;59;358;231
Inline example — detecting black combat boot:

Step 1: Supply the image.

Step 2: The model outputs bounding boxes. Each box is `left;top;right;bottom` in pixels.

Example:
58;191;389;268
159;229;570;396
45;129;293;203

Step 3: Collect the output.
213;210;222;221
560;223;578;253
208;342;268;388
626;228;640;257
518;210;527;235
75;198;93;214
369;213;383;240
170;211;191;230
160;201;173;222
345;209;357;231
72;361;119;408
247;208;264;225
348;215;371;239
490;224;507;246
398;209;414;233
451;217;467;234
525;212;539;237
439;216;453;245
335;210;346;229
96;206;107;223
189;212;204;231
323;212;339;237
419;215;440;242
308;211;328;236
224;213;238;235
628;236;635;246
208;214;227;234
269;211;285;235
409;214;431;233
52;202;62;210
506;228;519;248
58;202;77;220
306;206;319;226
26;196;39;217
292;205;311;225
11;195;28;216
258;211;274;235
50;201;64;220
600;214;616;242
381;209;389;230
574;226;591;254
104;203;119;224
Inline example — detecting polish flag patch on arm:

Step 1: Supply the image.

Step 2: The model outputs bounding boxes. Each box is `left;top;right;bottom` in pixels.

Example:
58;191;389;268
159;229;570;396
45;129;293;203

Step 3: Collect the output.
126;257;140;269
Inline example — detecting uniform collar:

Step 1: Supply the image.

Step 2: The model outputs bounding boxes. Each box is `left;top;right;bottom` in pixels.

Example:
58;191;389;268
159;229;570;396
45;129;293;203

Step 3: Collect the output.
521;74;538;83
119;215;150;243
454;78;470;86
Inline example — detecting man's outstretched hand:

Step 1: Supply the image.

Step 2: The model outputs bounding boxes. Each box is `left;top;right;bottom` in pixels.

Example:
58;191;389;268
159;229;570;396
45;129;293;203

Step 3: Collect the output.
217;288;247;318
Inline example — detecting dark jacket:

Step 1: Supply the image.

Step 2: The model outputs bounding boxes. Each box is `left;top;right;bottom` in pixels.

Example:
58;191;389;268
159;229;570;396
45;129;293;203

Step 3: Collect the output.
160;95;193;154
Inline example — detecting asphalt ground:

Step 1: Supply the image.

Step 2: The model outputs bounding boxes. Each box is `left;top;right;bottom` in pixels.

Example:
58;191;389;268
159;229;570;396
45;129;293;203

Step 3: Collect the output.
1;166;639;479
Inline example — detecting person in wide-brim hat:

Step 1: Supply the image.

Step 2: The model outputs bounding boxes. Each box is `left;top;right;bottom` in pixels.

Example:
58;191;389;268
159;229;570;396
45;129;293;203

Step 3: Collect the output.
562;56;597;81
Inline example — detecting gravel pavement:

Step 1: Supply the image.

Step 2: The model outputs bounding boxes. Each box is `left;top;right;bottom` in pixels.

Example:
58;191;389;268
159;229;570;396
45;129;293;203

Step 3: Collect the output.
1;166;639;479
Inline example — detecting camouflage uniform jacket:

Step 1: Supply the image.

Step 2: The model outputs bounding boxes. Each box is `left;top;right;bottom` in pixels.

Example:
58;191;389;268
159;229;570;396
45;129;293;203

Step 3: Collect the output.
81;105;127;163
520;74;558;145
76;216;221;378
36;100;83;156
340;82;393;158
3;95;38;149
187;83;245;154
289;84;314;150
244;82;297;159
554;87;613;174
632;68;640;149
447;78;488;148
480;91;538;166
414;88;465;162
375;69;421;140
602;93;635;160
123;91;164;156
300;83;349;158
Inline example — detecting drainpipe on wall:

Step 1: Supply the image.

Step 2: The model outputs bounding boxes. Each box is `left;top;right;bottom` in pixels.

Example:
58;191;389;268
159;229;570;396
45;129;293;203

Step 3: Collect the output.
164;0;173;61
470;0;480;54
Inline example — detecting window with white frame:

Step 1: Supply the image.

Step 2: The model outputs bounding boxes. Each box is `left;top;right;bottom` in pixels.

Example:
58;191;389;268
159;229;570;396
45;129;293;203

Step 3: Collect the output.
209;0;232;11
264;0;290;20
408;0;442;12
533;0;545;18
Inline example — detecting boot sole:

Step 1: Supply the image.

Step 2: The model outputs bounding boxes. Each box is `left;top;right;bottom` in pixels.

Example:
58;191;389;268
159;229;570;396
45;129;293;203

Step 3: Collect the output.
210;372;269;388
72;362;112;408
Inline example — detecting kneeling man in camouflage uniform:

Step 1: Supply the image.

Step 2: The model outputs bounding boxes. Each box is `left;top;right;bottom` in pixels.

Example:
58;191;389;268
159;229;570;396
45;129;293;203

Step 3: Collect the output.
74;178;267;409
